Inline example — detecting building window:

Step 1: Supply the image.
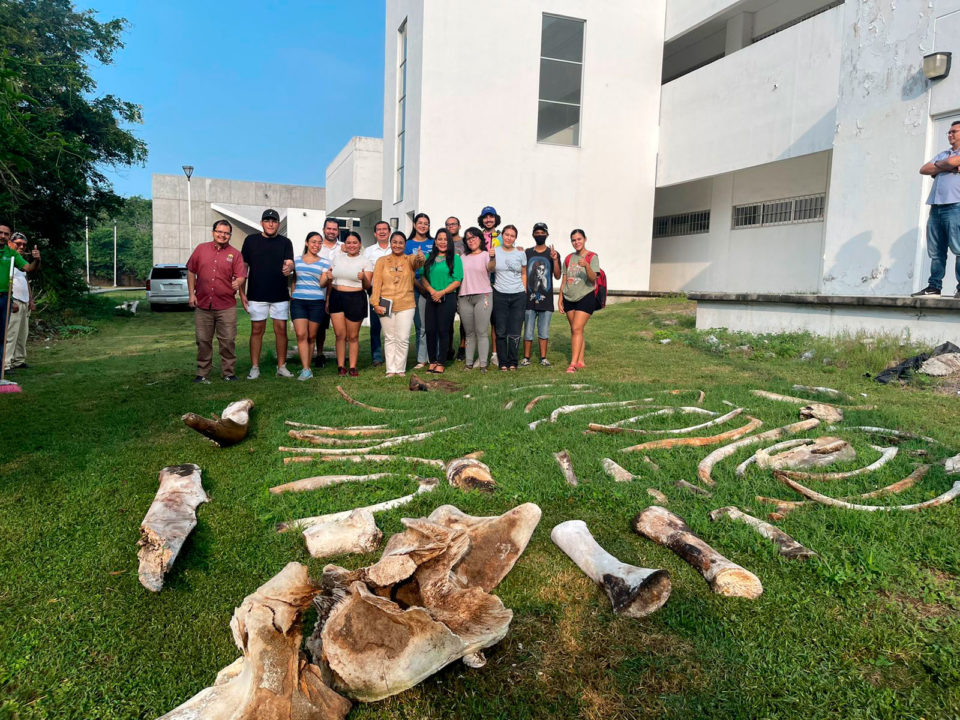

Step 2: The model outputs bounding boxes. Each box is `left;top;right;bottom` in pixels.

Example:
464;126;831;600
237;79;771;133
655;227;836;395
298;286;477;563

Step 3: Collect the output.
732;193;826;229
538;14;584;146
395;20;407;203
652;210;711;238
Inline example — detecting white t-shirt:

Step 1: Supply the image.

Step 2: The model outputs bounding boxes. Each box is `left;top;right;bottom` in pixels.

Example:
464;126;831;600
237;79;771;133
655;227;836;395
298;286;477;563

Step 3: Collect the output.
363;241;392;265
330;251;373;289
11;268;28;303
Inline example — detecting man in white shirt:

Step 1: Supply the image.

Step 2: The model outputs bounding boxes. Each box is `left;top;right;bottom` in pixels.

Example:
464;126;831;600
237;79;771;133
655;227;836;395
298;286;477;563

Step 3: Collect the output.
314;218;343;367
363;220;393;366
4;232;32;371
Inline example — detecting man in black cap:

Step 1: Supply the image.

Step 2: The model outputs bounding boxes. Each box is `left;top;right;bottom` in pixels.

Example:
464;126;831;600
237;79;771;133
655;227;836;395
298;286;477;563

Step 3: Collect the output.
521;222;561;367
240;209;295;379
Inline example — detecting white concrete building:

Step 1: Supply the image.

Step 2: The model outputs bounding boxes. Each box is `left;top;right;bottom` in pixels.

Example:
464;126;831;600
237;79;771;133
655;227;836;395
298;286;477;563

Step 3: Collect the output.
326;0;960;338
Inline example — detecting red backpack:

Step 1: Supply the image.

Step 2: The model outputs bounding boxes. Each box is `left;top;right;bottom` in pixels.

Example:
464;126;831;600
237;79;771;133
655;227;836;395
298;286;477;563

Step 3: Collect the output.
565;252;607;310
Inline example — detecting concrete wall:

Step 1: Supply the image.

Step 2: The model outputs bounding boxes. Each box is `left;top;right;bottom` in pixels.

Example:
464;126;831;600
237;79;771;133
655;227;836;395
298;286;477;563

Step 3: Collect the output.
325;137;384;218
152;175;325;265
383;0;665;291
820;1;936;296
651;152;830;293
658;5;843;188
666;0;747;40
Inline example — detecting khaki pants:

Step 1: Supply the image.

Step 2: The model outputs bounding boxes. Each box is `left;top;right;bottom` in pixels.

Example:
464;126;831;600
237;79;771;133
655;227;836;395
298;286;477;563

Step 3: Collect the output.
4;299;28;369
379;307;415;375
195;306;237;378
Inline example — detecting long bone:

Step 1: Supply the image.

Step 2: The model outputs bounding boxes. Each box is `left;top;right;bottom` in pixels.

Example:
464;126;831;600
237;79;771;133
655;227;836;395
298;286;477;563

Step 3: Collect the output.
696;418;820;485
621;417;763;453
709;506;818;559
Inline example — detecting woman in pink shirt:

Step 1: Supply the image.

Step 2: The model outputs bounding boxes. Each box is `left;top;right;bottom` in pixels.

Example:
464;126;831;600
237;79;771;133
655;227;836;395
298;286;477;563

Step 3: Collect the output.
456;227;495;371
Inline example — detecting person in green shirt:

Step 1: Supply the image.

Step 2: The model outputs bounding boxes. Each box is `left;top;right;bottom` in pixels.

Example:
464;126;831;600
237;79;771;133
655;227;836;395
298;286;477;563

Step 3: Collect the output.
421;228;463;374
0;222;40;350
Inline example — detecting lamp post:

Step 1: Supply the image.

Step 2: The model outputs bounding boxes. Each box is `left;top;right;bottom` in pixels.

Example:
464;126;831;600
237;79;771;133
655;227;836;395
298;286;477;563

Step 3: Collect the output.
182;165;194;259
113;220;118;287
84;216;90;286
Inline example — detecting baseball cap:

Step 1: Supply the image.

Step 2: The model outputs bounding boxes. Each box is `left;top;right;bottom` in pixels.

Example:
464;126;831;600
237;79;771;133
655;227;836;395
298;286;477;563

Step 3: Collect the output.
480;206;498;218
532;222;549;234
261;209;280;222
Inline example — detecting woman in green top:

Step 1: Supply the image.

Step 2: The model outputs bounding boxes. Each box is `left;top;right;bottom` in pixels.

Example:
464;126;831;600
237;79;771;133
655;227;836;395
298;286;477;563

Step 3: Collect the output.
558;228;599;373
422;228;463;374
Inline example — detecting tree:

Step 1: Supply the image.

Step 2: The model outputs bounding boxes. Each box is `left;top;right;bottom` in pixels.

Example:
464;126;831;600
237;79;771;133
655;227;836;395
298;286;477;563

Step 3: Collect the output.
83;196;152;284
0;0;147;300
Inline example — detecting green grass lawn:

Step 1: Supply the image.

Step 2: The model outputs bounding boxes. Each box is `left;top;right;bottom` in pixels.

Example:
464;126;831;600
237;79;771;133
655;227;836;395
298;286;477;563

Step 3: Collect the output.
1;293;959;720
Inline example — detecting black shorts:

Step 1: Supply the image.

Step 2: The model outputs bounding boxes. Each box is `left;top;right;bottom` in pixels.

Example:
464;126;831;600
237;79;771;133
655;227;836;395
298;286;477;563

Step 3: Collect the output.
328;288;367;322
564;292;596;315
290;298;327;324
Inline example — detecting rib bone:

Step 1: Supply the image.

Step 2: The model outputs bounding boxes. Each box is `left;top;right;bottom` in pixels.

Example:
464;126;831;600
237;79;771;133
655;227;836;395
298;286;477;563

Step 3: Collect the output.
269;473;408;494
696;418;820;486
735;439;814;476
336;385;388;412
592;407;740;436
529;399;649;430
779;473;960;512
632;506;763;599
283;454;444;467
709;506;817;559
621;417;762;453
777;445;897;481
551;520;671;618
280;424;467;455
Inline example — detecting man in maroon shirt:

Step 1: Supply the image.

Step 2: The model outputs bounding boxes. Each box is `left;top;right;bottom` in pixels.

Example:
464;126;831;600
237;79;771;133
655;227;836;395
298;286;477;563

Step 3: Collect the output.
186;220;247;382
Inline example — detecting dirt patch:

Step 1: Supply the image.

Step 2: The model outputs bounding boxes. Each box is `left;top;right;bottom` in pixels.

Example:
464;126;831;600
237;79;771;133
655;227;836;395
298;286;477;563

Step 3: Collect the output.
877;590;957;619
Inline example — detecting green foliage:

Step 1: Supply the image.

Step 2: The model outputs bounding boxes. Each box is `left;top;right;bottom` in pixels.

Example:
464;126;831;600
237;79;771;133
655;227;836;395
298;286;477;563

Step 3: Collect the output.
0;0;147;299
74;196;152;282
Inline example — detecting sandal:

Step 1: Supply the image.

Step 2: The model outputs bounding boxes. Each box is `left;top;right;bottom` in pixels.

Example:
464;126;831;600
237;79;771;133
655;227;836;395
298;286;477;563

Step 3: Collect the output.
434;365;445;374
427;363;438;373
575;361;586;369
566;365;577;374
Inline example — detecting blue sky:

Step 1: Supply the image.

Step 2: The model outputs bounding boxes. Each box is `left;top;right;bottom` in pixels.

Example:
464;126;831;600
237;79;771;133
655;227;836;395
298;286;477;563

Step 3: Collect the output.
89;1;386;198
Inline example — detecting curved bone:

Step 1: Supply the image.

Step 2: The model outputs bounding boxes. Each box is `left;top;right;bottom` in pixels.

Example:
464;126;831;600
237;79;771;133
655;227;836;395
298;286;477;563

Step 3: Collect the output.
755;437;855;471
735;439;814;476
269;472;408;494
285;421;391;430
445;457;496;492
181;399;253;448
524;394;551;413
610;406;714;429
832;426;939;444
158;562;351;720
632;506;762;599
303;508;383;558
592;407;741;436
676;479;712;497
336;385;388;412
551;520;671;618
554;450;579;486
647;488;669;504
792;384;852;400
752;389;875;410
779;473;960;512
503;399;516;410
602;458;635;482
709;506;817;559
137;464;208;592
529;399;649;430
277;477;439;533
284;422;395;436
777;445;897;481
283;454;445;467
288;431;392;446
621;416;763;453
696;418;820;486
280;424;467;455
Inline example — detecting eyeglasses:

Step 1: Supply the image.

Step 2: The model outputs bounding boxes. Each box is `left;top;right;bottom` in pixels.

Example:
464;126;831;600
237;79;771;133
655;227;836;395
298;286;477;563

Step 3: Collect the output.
213;230;232;237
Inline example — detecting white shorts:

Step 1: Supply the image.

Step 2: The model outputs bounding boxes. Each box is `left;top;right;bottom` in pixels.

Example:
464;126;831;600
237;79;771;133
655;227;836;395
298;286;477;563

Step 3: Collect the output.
248;300;290;321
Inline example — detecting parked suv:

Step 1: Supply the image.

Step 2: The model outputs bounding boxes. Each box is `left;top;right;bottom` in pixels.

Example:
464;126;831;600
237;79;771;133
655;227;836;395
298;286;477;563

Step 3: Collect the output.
146;264;190;310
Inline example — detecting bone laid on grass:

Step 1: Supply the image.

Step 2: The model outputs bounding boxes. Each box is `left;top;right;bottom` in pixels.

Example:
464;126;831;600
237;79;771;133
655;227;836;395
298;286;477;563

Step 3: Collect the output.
551;520;671;618
269;473;411;494
752;389;875;411
284;421;395;435
137;464;209;592
832;426;939;444
709;506;817;559
288;431;398;446
593;407;741;436
303;508;383;558
283;453;445;468
336;385;389;412
554;450;579;486
525;395;551;413
696;418;820;486
735;439;814;476
602;458;636;482
792;384;851;400
277;477;440;532
632;506;762;599
529;399;650;430
647;488;669;504
610;406;713;429
778;473;960;512
621;416;763;453
676;479;712;497
181;398;253;448
776;445;898;481
503;400;516;410
281;424;468;455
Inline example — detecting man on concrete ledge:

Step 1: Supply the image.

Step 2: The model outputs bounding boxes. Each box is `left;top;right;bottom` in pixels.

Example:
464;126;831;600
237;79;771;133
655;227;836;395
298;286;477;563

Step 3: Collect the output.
914;120;960;298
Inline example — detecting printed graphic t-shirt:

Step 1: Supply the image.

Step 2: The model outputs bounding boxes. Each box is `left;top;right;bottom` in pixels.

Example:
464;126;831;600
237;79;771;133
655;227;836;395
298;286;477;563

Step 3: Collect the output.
525;246;555;312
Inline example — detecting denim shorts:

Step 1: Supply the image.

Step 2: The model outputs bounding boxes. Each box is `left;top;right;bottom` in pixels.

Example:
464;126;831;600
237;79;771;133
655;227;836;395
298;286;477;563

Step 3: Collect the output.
290;298;327;323
523;309;553;340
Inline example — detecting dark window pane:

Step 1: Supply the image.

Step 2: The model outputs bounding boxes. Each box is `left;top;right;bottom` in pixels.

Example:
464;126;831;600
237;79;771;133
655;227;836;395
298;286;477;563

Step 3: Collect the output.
537;101;579;145
539;58;581;104
541;15;584;62
151;267;186;279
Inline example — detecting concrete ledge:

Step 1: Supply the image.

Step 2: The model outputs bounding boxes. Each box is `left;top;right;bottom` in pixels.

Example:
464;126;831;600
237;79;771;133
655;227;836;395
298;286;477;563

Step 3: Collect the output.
688;291;960;310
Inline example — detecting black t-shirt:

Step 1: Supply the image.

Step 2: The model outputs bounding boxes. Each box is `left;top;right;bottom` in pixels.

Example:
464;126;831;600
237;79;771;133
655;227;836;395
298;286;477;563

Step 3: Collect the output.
525;246;555;312
241;233;294;303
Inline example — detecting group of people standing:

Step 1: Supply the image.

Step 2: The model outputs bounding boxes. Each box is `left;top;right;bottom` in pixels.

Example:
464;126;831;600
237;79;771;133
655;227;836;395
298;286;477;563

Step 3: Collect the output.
185;205;601;382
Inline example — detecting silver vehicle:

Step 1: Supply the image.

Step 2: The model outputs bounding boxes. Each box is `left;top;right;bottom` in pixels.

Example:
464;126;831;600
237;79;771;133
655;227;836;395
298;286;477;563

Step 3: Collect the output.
146;264;189;310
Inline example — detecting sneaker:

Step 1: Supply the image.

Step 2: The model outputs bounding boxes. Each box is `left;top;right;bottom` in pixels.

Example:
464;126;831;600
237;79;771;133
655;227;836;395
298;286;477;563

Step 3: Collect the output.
338;366;347;376
276;365;294;378
457;348;466;361
520;357;531;367
193;375;211;384
223;375;239;382
480;366;488;374
247;366;260;380
349;368;359;377
911;286;941;297
297;368;314;381
314;354;327;369
540;358;551;367
490;353;498;367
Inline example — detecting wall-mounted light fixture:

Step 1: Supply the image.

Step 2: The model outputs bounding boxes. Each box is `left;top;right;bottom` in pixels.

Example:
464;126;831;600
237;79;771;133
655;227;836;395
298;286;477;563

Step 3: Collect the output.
923;51;952;80
389;217;399;229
